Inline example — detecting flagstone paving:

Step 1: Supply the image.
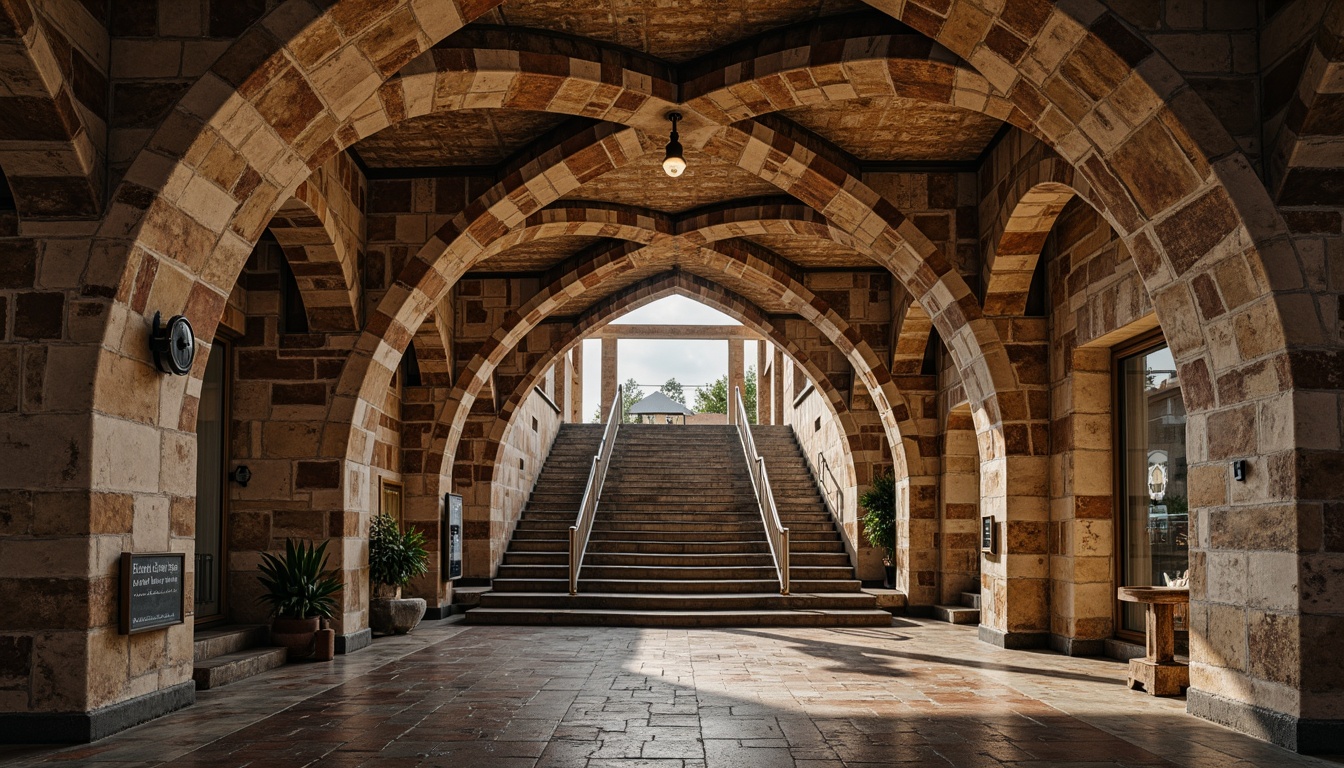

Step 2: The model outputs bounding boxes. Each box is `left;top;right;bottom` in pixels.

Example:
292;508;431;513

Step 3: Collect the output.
2;618;1339;767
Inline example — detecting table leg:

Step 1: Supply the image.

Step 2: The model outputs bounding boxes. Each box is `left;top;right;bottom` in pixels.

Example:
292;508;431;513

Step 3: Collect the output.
1128;601;1187;696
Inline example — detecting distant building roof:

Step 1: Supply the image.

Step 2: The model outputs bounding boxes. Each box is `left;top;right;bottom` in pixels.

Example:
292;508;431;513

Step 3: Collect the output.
628;391;695;416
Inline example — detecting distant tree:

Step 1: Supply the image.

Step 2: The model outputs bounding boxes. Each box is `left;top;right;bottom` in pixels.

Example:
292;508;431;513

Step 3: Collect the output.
693;376;728;414
621;378;644;423
693;366;757;424
592;377;645;423
660;378;686;405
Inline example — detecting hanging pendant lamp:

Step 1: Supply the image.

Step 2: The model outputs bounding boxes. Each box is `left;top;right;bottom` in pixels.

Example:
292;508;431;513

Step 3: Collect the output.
662;112;686;178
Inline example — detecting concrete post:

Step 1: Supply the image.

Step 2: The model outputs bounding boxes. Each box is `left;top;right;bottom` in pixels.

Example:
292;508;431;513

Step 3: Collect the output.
601;337;618;422
728;338;744;424
554;358;568;422
569;344;583;423
773;348;785;424
757;341;771;425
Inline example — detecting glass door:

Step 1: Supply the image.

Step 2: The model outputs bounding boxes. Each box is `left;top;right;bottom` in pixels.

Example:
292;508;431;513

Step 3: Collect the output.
1118;342;1188;636
194;341;228;622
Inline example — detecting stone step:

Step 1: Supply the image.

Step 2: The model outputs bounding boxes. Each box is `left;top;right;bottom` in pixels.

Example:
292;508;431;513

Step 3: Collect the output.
588;520;772;532
587;535;843;551
192;624;269;662
584;530;765;542
593;511;762;522
961;591;982;609
932;605;981;625
499;564;780;580
477;592;880;612
521;511;583;521
508;538;569;551
192;646;287;691
464;607;893;628
503;552;569;565
589;540;771;555
581;550;848;567
593;505;762;514
491;577;864;594
584;552;775;567
598;490;754;498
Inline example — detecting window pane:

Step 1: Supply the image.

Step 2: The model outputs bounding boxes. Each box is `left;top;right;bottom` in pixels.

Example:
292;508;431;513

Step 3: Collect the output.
1119;344;1188;634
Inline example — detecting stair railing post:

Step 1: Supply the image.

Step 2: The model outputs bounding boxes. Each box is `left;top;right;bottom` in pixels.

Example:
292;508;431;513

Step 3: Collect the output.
570;384;622;596
733;386;789;596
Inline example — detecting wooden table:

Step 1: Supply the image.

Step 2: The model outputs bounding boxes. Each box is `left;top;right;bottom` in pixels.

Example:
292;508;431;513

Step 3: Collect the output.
1117;586;1189;696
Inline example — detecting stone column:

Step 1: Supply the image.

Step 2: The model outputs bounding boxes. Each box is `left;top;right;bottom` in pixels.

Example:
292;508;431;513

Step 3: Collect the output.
773;348;785;424
553;358;569;423
757;342;772;425
728;338;744;424
600;337;617;421
569;345;583;423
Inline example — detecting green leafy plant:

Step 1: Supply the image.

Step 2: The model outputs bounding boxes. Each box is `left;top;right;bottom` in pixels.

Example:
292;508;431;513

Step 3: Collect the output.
860;469;897;564
256;538;343;619
692;366;757;423
369;513;430;589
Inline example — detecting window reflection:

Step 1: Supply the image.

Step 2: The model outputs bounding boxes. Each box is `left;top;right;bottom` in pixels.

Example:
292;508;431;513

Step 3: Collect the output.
1120;344;1188;635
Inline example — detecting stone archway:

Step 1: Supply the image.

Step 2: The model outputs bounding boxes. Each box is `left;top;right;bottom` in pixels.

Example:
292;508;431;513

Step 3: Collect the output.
27;0;1323;742
451;271;874;579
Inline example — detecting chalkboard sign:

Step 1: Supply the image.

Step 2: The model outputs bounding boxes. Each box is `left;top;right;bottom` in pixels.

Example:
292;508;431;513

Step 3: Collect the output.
443;493;463;581
980;516;997;554
120;553;186;634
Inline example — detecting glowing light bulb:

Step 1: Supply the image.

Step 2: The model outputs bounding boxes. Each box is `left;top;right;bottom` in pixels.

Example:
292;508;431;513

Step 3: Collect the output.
662;154;686;177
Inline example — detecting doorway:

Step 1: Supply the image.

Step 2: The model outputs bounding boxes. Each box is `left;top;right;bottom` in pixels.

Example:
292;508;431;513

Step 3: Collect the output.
194;339;230;624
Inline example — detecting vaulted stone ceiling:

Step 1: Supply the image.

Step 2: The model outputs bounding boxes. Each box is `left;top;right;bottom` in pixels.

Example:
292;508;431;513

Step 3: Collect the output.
559;149;781;214
779;98;1003;162
349;2;1007;278
355;109;576;167
474;0;867;62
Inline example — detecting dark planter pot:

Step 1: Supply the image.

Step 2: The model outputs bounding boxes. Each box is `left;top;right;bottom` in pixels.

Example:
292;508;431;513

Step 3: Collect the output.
271;616;321;660
883;564;896;590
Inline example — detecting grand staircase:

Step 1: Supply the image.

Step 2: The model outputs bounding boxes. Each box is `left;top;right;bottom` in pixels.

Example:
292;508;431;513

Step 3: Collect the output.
466;423;890;627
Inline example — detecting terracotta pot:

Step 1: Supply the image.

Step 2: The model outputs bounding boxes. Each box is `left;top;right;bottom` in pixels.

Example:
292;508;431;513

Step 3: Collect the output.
271;616;321;660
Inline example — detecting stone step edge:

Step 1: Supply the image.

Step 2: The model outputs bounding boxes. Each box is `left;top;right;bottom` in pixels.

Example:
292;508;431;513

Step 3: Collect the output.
191;646;288;691
463;607;894;626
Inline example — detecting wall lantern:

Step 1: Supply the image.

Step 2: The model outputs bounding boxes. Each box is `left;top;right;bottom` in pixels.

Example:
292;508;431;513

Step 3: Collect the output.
150;312;196;376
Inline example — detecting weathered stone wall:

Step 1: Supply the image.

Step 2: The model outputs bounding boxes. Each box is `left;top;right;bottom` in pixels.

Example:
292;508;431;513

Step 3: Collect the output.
485;370;563;576
782;353;888;583
226;236;375;629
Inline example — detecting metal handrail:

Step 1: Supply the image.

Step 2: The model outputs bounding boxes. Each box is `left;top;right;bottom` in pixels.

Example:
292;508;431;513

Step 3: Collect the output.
809;448;857;569
733;386;790;595
568;385;622;595
818;452;843;517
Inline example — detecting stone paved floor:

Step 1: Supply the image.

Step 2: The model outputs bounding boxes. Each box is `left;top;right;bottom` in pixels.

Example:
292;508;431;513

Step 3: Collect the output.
2;617;1340;767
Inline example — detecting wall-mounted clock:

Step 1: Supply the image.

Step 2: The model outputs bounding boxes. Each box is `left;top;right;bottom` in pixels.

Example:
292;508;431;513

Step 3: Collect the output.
150;312;196;376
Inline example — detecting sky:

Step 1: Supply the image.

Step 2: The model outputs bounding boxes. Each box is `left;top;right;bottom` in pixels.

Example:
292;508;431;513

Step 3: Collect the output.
580;296;758;421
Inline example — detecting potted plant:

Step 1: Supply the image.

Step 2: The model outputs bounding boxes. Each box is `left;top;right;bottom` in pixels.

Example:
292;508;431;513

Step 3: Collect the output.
860;469;897;589
369;513;430;635
256;538;343;660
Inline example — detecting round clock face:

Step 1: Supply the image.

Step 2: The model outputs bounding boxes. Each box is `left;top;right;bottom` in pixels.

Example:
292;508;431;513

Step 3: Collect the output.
151;313;196;376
